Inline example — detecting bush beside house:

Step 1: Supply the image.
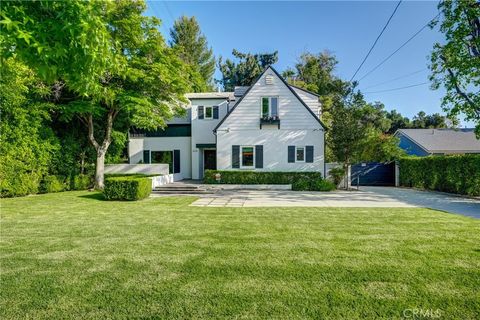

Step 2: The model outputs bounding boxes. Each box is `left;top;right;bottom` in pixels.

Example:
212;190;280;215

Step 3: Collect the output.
204;170;335;191
103;176;151;201
399;155;480;196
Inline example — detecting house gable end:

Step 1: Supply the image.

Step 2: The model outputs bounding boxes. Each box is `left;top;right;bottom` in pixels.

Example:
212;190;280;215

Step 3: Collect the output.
214;66;326;132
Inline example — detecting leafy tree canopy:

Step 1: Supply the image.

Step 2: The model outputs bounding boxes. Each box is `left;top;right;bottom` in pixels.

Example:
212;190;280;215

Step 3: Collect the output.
1;0;192;188
430;0;480;137
169;16;216;91
218;49;278;91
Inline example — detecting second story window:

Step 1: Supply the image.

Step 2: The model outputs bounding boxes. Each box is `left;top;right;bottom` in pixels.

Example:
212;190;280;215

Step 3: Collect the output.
205;106;213;119
261;97;278;119
198;106;218;120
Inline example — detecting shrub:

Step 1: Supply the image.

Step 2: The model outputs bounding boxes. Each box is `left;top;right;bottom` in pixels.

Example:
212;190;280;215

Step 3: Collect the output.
104;176;151;201
40;175;67;193
311;179;336;191
204;170;335;191
0;171;42;198
399;155;480;196
328;167;345;186
70;174;93;190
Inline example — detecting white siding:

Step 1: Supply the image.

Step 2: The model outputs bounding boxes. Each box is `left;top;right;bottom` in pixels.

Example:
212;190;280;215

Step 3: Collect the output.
216;67;325;176
218;69;322;131
292;87;321;117
129;136;192;180
190;98;229;179
216;129;325;176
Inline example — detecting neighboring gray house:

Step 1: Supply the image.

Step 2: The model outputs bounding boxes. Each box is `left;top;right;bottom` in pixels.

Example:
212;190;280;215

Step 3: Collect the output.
395;128;480;156
128;66;326;180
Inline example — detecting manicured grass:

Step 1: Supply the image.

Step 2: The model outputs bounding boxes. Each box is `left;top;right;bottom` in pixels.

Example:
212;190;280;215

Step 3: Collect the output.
1;191;479;319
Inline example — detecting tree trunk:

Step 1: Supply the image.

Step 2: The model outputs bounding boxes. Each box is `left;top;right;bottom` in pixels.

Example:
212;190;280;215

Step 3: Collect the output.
80;152;86;175
81;110;116;190
95;148;107;189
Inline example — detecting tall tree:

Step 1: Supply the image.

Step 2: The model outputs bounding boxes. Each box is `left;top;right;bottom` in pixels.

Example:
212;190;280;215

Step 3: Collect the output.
169;16;215;91
2;0;192;188
386;109;411;134
218;49;278;91
285;51;350;129
293;51;347;96
430;0;480;137
328;91;368;172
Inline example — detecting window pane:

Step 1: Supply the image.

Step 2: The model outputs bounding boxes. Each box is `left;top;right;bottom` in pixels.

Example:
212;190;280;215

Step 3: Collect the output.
262;98;269;117
242;147;254;167
151;151;173;173
271;97;278;117
205;106;212;118
296;147;305;161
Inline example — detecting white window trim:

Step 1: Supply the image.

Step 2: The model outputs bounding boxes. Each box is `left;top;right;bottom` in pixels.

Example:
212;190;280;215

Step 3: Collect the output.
204;106;213;119
240;145;255;169
296;146;305;162
260;97;279;118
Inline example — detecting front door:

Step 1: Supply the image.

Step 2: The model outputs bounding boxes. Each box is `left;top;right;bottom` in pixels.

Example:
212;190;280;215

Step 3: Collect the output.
204;149;217;171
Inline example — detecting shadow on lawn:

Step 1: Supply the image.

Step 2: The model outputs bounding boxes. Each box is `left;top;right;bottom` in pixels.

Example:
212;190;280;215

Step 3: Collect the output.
78;192;106;201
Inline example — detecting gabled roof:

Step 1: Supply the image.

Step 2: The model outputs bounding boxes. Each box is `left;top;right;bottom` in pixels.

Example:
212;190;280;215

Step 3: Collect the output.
214;66;327;132
395;128;480;153
289;84;320;97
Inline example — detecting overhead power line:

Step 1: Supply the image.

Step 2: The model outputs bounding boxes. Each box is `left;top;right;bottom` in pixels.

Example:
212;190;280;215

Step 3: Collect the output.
357;13;440;82
364;82;428;94
349;0;402;82
148;1;170;35
362;68;427;90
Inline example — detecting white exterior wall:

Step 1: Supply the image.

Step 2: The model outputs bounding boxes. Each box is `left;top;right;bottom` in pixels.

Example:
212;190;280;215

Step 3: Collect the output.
216;129;325;175
216;67;325;176
129;136;192;180
190;98;228;179
219;70;321;131
292;87;321;117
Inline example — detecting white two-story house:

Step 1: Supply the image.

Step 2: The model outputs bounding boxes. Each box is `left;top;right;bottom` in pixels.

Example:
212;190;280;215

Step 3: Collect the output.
128;66;326;180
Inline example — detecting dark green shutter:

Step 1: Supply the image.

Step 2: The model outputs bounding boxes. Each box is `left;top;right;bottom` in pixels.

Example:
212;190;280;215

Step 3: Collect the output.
143;150;150;164
198;106;204;119
255;145;263;168
288;146;295;163
232;145;240;168
306;146;314;163
173;150;180;173
213;106;219;119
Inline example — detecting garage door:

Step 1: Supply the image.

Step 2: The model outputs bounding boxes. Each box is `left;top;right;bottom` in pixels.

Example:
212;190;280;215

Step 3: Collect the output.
351;162;395;186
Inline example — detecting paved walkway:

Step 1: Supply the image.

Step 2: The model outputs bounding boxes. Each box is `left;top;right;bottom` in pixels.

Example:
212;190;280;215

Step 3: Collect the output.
189;187;480;219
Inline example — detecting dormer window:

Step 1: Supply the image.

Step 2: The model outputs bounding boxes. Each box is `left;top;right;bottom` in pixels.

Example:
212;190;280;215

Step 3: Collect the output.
261;97;278;118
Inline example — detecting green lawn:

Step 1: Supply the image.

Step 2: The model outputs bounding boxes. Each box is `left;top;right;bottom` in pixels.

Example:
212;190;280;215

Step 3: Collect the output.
1;191;479;319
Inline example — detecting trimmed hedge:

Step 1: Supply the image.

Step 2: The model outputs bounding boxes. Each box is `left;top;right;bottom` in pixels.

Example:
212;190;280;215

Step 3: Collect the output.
204;170;335;191
399;155;480;196
104;176;151;201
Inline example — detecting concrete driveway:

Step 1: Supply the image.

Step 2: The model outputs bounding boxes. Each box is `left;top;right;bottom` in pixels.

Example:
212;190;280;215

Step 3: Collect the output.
190;187;480;219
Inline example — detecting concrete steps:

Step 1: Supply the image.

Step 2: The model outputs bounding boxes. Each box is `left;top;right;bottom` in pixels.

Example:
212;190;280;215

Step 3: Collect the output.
152;184;214;195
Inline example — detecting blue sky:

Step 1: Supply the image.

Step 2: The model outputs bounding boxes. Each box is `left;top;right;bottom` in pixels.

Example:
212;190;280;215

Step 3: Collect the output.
146;1;472;126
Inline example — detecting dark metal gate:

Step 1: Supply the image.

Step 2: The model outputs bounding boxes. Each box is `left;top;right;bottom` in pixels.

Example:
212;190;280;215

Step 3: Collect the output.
351;162;395;186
